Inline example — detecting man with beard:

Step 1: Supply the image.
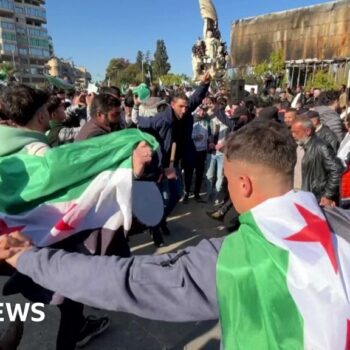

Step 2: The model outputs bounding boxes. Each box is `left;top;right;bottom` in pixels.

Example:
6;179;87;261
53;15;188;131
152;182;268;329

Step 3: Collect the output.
291;116;343;207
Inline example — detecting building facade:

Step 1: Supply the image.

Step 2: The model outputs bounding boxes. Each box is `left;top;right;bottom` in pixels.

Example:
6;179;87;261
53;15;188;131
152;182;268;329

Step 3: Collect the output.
0;0;51;85
231;0;350;87
47;56;92;90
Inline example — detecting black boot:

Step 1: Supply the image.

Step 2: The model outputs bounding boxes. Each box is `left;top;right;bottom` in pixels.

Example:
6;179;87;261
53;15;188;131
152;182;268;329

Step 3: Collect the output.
160;219;170;236
150;227;165;248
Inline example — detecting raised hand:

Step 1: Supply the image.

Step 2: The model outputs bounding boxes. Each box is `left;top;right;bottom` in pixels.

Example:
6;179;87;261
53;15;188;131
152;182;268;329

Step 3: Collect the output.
133;141;153;178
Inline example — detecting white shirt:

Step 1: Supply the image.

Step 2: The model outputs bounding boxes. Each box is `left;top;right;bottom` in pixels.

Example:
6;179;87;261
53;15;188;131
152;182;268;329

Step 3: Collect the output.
337;132;350;166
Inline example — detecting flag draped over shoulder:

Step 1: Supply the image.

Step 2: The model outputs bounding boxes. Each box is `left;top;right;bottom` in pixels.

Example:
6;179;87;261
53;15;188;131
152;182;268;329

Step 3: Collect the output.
0;128;160;247
217;190;350;350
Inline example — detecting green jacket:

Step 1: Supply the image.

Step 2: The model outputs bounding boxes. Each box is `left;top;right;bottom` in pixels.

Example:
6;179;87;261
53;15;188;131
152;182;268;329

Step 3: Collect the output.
0;126;49;157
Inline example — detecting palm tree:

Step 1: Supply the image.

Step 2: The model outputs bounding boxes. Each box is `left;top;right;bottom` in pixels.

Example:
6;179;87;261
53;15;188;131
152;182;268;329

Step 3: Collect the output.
0;63;17;81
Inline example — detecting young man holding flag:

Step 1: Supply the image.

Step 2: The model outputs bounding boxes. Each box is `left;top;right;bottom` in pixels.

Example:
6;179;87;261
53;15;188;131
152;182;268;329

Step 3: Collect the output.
3;119;350;349
0;85;160;349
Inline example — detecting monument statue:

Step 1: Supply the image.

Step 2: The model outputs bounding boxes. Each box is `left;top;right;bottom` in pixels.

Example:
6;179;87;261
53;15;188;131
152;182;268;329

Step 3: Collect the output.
192;0;229;81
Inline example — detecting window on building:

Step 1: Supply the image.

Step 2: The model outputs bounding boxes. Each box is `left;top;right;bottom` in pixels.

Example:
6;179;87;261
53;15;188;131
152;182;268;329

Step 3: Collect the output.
29;47;48;57
0;0;14;10
1;21;15;31
30;67;43;75
17;26;26;35
4;43;17;53
25;6;46;19
28;27;47;37
29;37;49;48
19;48;27;55
29;47;40;56
17;37;27;45
2;32;17;41
15;5;24;14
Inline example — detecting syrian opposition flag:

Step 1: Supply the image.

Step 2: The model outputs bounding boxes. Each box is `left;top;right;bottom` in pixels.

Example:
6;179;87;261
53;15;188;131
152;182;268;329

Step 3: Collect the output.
217;190;350;350
0;129;161;247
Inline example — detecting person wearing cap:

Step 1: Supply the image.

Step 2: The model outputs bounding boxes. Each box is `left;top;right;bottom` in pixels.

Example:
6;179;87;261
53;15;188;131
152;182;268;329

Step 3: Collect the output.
304;110;339;153
5;120;350;349
136;83;162;118
291;116;343;207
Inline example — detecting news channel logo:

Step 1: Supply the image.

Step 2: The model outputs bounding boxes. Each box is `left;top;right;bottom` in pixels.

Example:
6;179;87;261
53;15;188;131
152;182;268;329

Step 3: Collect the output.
0;303;45;322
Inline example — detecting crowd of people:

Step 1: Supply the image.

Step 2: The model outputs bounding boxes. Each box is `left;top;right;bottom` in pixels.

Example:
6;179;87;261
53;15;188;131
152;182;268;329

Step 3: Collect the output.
196;84;350;223
0;74;350;349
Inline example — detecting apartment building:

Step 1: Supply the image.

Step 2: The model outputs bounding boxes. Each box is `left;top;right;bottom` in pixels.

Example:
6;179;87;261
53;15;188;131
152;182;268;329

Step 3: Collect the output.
47;56;92;90
0;0;51;85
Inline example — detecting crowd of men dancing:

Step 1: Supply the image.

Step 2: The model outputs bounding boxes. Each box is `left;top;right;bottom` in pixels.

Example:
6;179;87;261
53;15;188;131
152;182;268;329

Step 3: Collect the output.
0;74;349;349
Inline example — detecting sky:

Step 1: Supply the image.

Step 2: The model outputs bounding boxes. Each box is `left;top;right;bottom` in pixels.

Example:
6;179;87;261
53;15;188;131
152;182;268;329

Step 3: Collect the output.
46;0;333;81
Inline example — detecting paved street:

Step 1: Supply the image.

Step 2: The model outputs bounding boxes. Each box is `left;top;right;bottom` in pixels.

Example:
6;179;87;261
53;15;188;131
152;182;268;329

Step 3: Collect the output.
0;195;234;349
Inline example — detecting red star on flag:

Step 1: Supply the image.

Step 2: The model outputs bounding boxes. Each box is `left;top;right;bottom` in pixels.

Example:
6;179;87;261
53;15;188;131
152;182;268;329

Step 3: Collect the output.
54;219;74;232
0;219;26;236
54;204;77;232
345;320;350;350
285;204;338;273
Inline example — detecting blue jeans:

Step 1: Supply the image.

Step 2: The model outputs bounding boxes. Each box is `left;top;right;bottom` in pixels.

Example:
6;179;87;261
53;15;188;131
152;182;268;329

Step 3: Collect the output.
206;152;224;201
160;167;183;218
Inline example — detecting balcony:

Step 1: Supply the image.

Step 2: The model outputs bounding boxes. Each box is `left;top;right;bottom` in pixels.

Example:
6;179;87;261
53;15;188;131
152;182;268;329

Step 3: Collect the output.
24;5;46;23
0;0;14;17
27;25;48;38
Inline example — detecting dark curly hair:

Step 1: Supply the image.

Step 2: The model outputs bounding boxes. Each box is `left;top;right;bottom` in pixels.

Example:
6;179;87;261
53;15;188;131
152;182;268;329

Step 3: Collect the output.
0;85;49;126
317;90;340;106
47;95;62;115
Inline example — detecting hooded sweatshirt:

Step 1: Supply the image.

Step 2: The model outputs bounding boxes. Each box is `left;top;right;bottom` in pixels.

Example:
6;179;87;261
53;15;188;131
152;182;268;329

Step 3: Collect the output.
139;97;162;118
0;126;49;157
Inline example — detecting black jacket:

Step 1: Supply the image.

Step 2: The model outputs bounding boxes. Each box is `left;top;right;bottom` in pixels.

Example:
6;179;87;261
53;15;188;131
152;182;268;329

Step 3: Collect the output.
314;106;344;144
302;135;343;201
137;84;209;167
316;124;339;153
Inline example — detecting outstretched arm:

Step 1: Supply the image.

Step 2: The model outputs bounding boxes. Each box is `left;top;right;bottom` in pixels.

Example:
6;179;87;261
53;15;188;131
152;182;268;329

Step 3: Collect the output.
6;237;223;322
188;73;211;113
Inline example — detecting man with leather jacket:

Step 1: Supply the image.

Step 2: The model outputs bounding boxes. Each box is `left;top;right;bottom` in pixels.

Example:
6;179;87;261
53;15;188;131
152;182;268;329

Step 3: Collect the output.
291;116;343;207
305;110;339;153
